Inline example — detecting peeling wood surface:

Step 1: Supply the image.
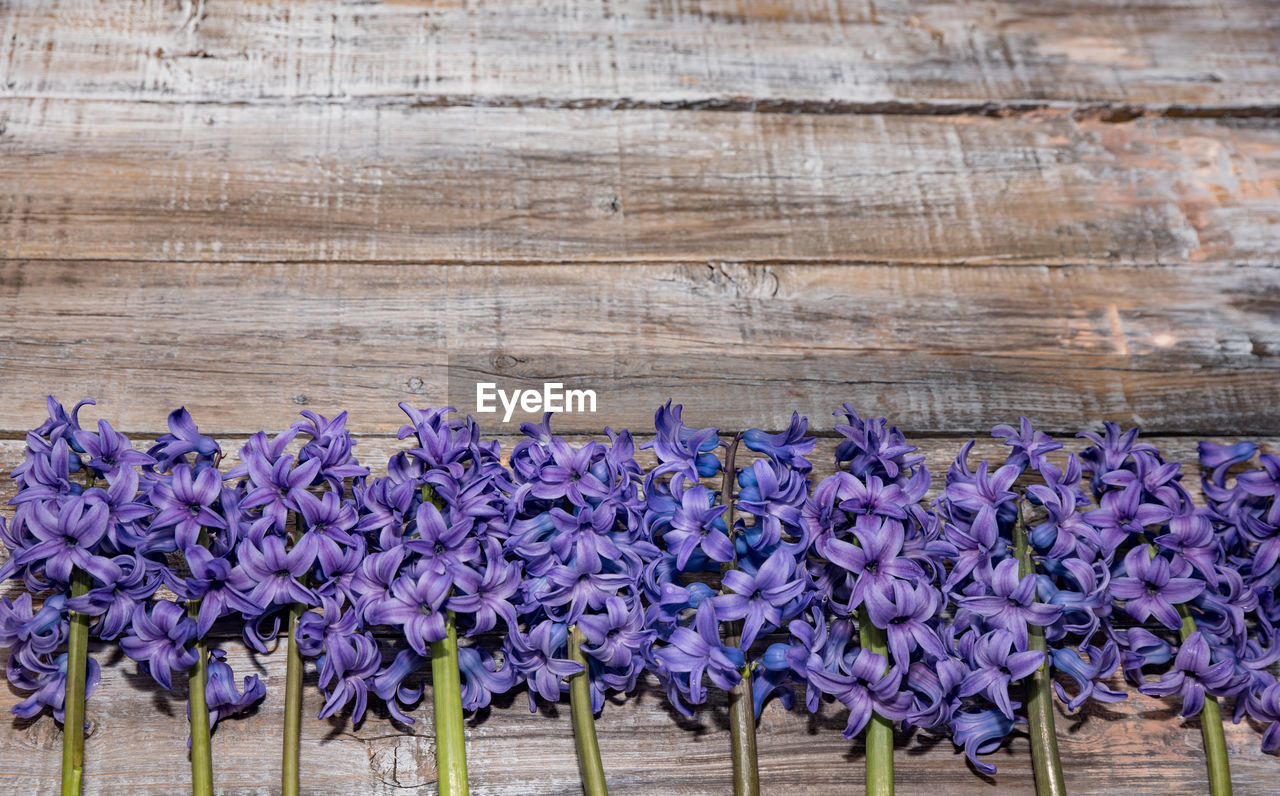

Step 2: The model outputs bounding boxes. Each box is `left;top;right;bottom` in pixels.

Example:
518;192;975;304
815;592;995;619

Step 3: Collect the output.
3;102;1280;265
0;262;1276;437
3;0;1280;792
3;0;1279;111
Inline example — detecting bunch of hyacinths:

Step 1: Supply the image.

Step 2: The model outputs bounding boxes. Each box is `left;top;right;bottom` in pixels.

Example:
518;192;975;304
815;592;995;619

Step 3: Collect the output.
0;398;159;795
1081;424;1249;796
220;410;370;795
773;406;951;796
642;404;812;796
938;419;1128;792
1198;441;1280;755
121;408;265;795
503;414;654;795
350;404;512;796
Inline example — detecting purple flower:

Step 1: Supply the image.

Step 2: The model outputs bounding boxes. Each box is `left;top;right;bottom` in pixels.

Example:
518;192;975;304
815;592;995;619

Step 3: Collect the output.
576;596;655;673
372;649;425;725
148;407;221;470
365;571;450;655
663;484;732;570
149;464;226;550
16;495;114;585
293;491;359;577
204;649;266;729
65;553;161;640
950;708;1018;775
120;601;199;690
643;402;721;485
832;405;924;482
742;412;815;473
863;580;948;667
1246;680;1280;752
1084;487;1175;558
10;652;101;723
651;603;744;711
449;557;521;635
957;629;1043;720
458;645;517;711
815;517;922;614
74;419;154;479
805;648;909;739
958;558;1062;649
231;536;317;610
992;416;1062;472
238;450;321;536
403;502;481;578
1110;546;1204;630
316;632;382;722
1050;642;1126;712
712;549;807;650
1238;454;1280;526
175;545;259;637
506;620;582;711
1140;632;1243;717
32;396;95;449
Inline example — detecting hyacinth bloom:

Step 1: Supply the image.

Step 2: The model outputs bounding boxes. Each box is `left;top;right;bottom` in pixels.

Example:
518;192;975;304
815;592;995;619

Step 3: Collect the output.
119;601;199;691
1109;546;1205;630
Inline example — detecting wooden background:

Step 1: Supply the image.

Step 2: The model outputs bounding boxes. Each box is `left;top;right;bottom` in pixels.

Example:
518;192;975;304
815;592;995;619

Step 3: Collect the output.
1;0;1278;792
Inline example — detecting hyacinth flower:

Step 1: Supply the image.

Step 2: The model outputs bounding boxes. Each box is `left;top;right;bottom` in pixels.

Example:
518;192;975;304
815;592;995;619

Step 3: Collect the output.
780;406;950;796
218;410;369;795
1195;442;1280;770
502;414;653;795
351;403;512;796
0;398;160;796
130;407;264;795
938;418;1128;791
643;404;813;796
1081;424;1245;795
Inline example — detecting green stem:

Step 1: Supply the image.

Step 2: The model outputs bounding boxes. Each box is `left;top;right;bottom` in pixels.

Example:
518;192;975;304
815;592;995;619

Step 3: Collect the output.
282;601;304;796
1177;604;1232;796
188;527;213;796
1142;543;1231;795
717;434;760;796
1014;506;1066;796
858;611;894;796
60;568;91;796
568;625;608;796
431;611;469;796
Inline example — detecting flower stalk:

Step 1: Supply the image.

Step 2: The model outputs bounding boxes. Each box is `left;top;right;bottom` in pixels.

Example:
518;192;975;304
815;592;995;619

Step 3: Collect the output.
568;624;608;796
281;600;304;796
188;532;214;796
857;612;893;796
1140;541;1231;795
432;611;469;796
1014;504;1066;796
60;567;91;796
718;434;760;796
1177;603;1231;796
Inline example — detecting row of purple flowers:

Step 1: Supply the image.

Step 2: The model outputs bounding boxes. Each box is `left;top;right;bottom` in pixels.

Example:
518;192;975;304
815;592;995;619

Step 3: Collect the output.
1;397;1278;774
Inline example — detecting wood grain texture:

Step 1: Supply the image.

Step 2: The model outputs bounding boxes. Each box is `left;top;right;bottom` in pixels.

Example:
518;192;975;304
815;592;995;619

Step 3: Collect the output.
0;262;1276;437
2;0;1278;111
0;435;1276;795
3;101;1278;265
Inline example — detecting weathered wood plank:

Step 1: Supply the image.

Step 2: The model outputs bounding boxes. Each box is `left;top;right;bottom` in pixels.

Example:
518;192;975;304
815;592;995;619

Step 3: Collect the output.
2;0;1278;111
3;101;1278;265
0;262;1276;437
0;436;1276;794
